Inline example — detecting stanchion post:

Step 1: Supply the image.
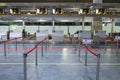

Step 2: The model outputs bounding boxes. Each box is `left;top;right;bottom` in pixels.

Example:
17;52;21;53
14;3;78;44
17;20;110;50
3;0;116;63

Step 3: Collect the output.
41;43;43;56
45;40;47;50
72;38;75;48
47;38;49;47
78;41;81;57
23;54;27;80
116;39;119;55
15;38;17;51
105;40;107;51
22;38;24;47
4;41;6;56
96;54;100;80
85;47;88;66
35;46;38;66
75;39;77;50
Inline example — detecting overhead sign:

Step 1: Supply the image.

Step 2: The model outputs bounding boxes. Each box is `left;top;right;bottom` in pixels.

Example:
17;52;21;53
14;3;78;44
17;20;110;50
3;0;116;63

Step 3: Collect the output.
79;30;91;39
115;36;120;40
94;30;106;38
82;39;91;44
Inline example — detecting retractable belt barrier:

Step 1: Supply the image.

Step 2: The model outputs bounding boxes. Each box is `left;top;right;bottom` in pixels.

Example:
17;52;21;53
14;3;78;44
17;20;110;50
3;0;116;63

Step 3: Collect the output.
80;42;100;80
23;37;48;80
97;36;120;44
97;36;120;54
0;37;22;56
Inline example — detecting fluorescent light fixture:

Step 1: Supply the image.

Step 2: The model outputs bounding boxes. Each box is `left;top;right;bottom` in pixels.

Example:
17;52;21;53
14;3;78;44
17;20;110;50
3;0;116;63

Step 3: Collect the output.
36;8;47;14
60;20;69;22
79;9;82;14
37;19;47;22
10;8;20;15
53;8;62;14
0;8;5;15
96;8;106;14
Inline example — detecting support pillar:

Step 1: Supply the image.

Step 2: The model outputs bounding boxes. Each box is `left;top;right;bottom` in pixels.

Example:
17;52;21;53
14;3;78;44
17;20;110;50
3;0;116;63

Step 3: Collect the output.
92;0;103;31
82;17;84;30
23;21;25;29
110;19;114;37
92;17;102;31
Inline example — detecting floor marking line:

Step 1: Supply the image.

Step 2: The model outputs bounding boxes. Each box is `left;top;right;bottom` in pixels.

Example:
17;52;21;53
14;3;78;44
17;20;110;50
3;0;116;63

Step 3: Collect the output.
0;62;120;66
0;54;119;56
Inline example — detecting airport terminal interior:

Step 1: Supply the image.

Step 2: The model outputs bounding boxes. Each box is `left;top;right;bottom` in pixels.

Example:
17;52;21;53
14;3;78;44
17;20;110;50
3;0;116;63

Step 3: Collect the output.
0;0;120;80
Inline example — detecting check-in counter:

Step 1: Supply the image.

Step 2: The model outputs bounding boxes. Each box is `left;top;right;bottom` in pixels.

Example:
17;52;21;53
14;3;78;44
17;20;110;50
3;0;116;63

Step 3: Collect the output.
0;30;7;41
52;30;64;42
36;30;48;41
9;30;22;41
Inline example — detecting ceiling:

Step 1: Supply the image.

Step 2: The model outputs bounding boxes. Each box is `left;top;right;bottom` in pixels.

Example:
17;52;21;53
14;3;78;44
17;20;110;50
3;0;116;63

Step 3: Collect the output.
0;3;120;22
0;0;120;3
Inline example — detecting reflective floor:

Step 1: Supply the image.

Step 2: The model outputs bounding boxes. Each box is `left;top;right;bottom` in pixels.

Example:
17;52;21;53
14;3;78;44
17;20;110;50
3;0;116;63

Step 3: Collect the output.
0;42;120;80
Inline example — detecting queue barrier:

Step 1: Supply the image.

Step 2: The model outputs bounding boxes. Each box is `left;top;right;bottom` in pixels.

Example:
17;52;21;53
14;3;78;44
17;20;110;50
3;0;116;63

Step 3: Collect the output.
23;37;48;80
80;43;101;80
97;36;120;54
0;37;22;56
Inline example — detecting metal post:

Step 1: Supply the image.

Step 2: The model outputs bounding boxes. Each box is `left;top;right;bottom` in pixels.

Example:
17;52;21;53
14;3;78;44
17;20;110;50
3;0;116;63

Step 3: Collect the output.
4;41;6;56
85;48;88;66
22;39;24;47
47;38;49;47
35;46;38;66
15;38;17;51
41;43;43;56
96;54;100;80
78;41;81;57
75;39;77;50
72;38;74;48
116;39;119;55
105;40;107;51
23;54;27;80
45;40;47;50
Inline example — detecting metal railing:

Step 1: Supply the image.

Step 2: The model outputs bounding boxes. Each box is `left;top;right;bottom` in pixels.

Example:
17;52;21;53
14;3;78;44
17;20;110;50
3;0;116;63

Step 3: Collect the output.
97;36;120;55
79;43;101;80
23;37;48;80
0;37;22;56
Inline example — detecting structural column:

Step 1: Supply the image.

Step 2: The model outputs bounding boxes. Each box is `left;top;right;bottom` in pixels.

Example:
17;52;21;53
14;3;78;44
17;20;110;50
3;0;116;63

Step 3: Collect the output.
111;19;114;36
38;25;40;30
92;0;102;31
82;17;85;30
92;17;102;31
93;0;102;3
23;21;25;29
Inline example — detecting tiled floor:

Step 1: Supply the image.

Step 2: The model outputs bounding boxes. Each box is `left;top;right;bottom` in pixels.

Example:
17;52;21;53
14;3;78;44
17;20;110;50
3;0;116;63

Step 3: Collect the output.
0;42;120;80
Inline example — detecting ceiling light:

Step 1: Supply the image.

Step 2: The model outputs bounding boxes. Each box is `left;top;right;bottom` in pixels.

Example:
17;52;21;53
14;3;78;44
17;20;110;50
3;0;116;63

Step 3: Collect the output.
96;8;106;15
53;8;62;15
0;8;5;15
36;8;47;14
10;8;20;15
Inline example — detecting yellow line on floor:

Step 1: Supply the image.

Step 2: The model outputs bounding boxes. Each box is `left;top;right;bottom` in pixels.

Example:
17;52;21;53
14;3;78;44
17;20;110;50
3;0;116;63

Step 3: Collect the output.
0;62;120;66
